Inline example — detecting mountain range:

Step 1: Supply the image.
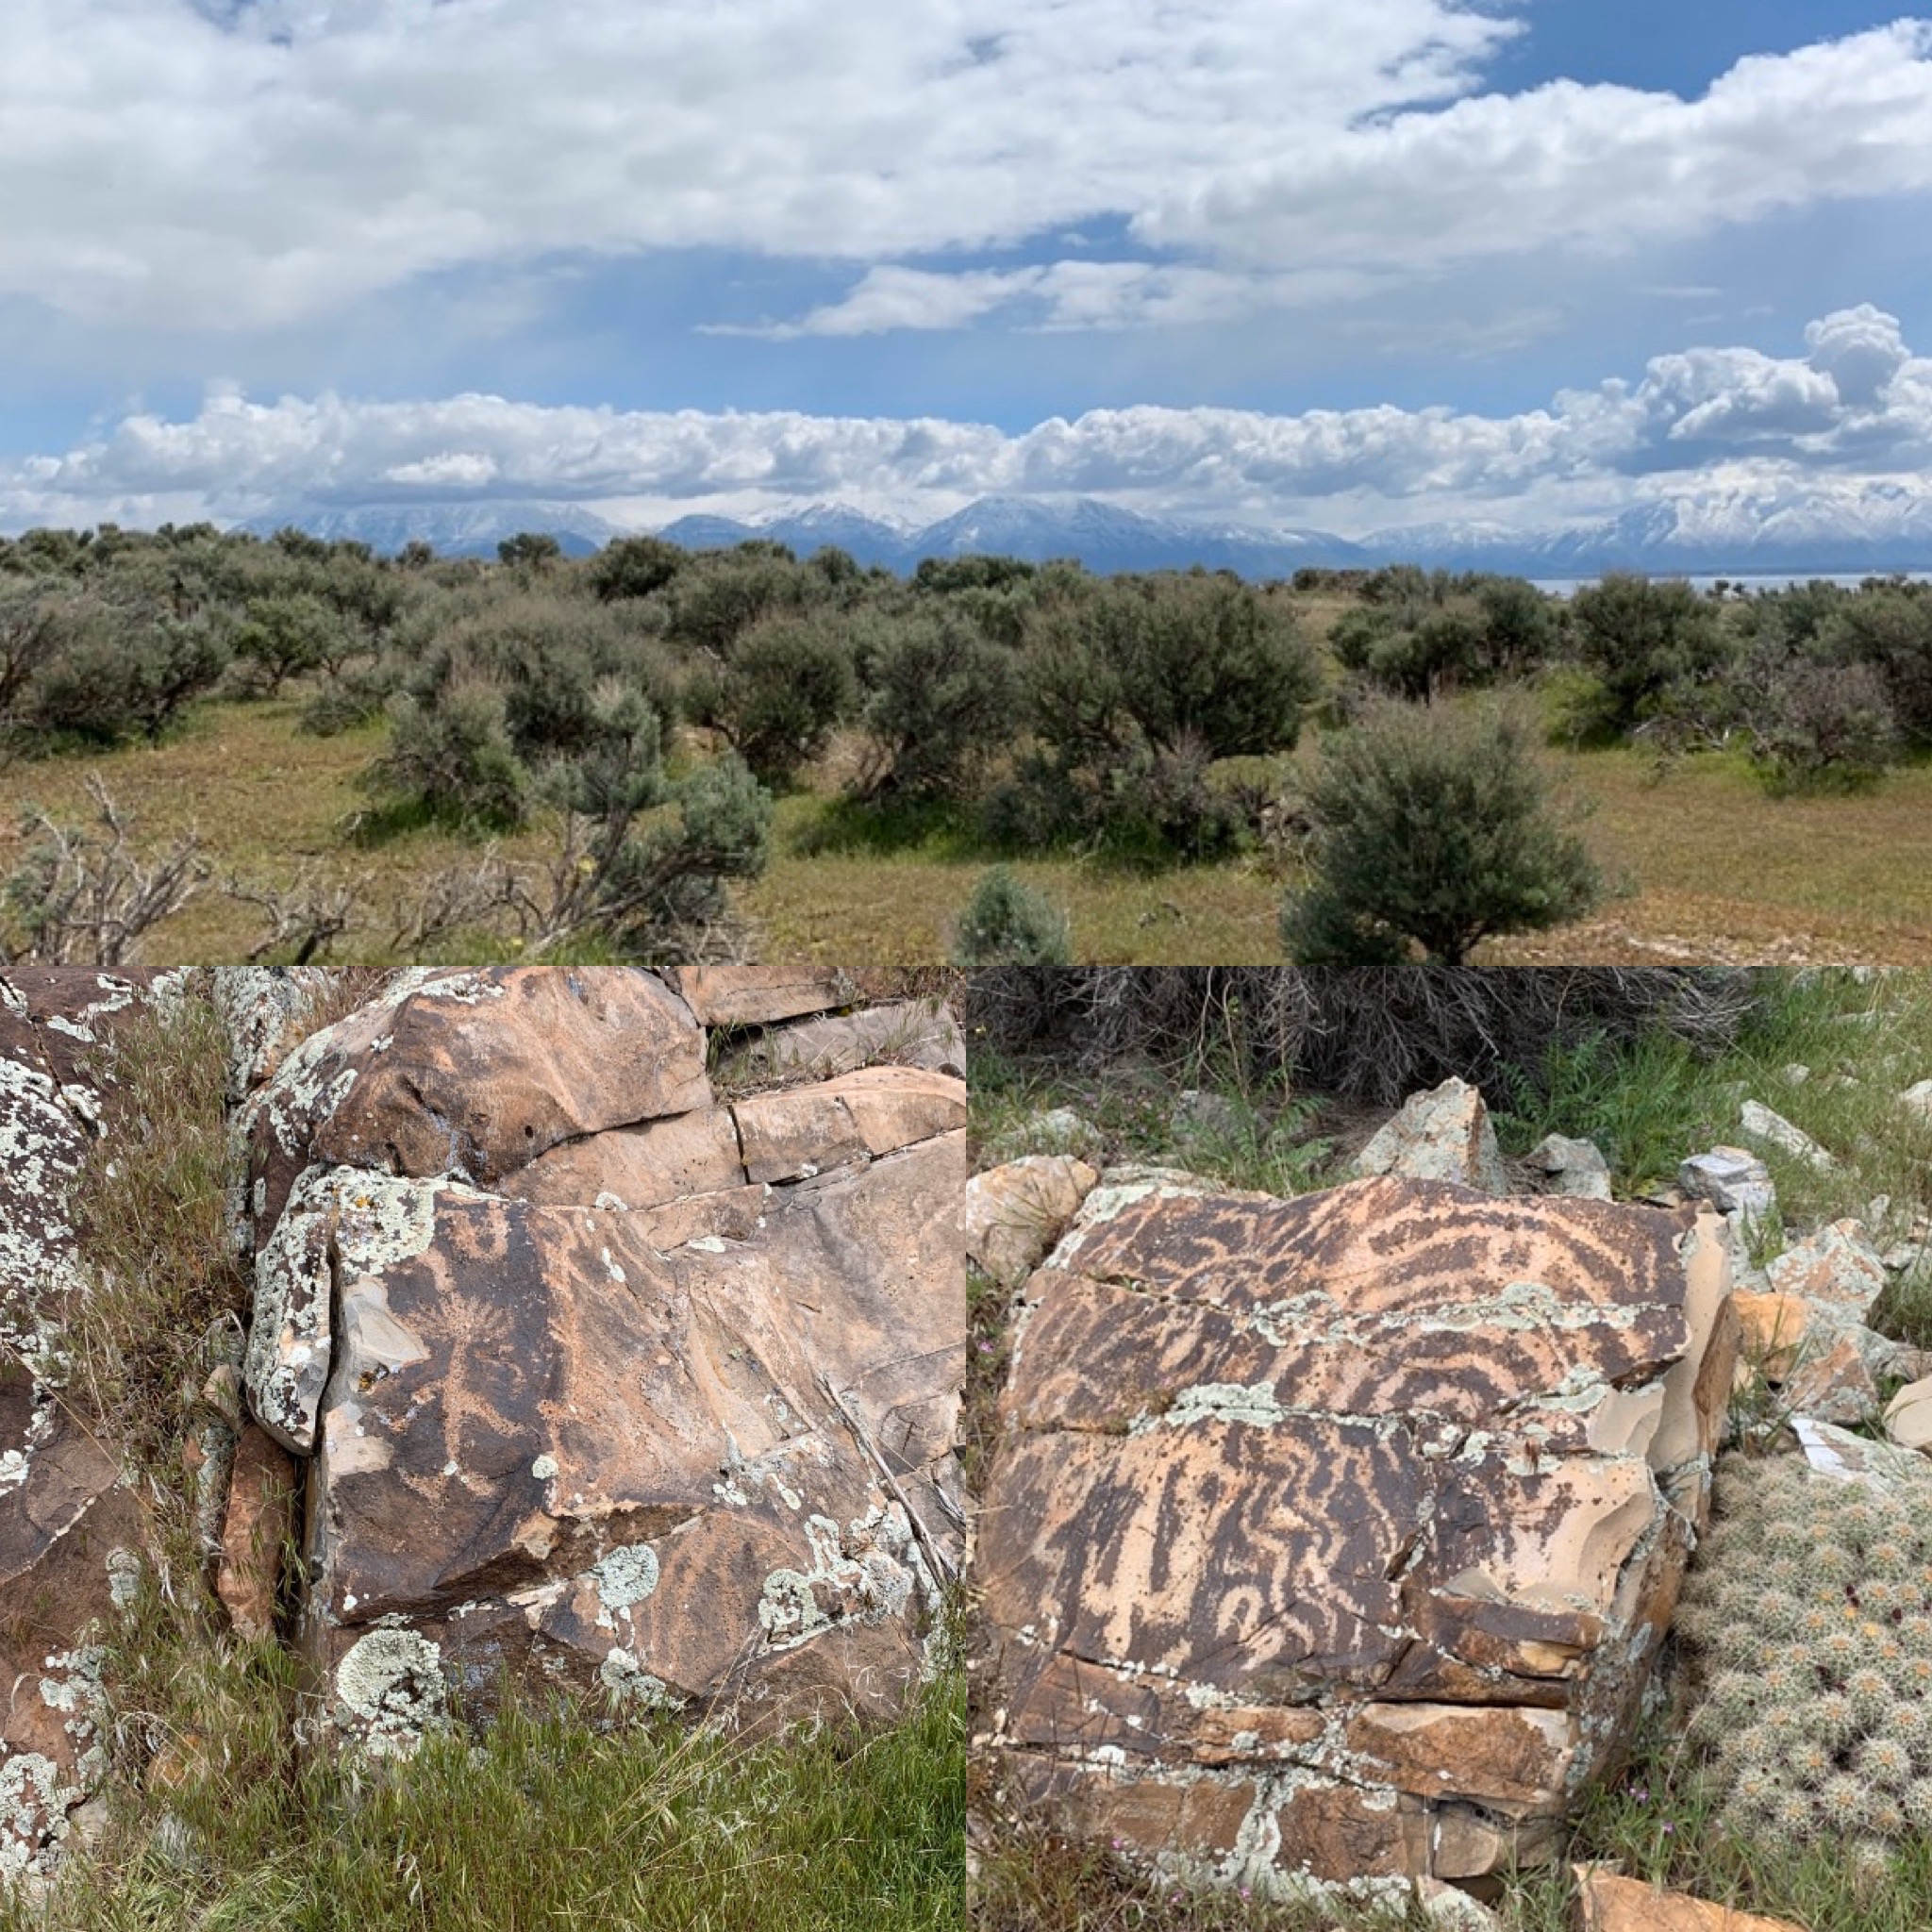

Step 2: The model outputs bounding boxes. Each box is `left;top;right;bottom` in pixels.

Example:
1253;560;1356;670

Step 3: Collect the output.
236;491;1932;580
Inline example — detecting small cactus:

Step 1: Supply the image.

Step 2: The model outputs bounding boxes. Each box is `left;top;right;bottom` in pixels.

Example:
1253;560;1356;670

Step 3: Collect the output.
1677;1453;1932;1851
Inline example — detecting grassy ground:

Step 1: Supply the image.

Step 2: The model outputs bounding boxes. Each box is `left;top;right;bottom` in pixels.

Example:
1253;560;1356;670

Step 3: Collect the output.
8;988;966;1931
965;969;1932;1932
3;696;1931;963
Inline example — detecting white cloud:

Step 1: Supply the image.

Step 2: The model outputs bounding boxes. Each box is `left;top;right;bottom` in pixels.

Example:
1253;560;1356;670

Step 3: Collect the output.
6;308;1932;537
4;5;1930;338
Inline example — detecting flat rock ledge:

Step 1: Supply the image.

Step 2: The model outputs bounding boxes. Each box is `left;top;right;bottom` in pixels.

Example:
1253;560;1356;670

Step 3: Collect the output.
978;1171;1736;1908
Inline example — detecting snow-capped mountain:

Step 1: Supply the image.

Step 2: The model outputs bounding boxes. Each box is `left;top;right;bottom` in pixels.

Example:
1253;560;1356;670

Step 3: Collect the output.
237;488;1932;578
235;498;624;558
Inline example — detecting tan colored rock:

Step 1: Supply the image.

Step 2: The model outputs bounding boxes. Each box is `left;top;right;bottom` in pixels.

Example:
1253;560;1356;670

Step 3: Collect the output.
1573;1865;1807;1932
964;1157;1099;1289
1730;1291;1811;1380
1883;1374;1932;1452
506;1106;746;1209
234;966;711;1263
1765;1220;1888;1315
272;1046;967;1757
217;1424;296;1641
981;1174;1733;1893
665;966;854;1027
734;1068;966;1184
1354;1078;1506;1193
1781;1333;1880;1425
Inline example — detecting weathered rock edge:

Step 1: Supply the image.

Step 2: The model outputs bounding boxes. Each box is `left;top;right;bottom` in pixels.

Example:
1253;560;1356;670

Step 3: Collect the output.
978;1171;1736;1900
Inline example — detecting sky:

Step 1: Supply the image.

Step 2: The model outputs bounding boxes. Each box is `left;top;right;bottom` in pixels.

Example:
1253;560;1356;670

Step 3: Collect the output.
3;0;1932;540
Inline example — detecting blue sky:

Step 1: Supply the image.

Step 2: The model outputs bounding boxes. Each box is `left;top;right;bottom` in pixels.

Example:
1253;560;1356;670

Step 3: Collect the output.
3;0;1931;540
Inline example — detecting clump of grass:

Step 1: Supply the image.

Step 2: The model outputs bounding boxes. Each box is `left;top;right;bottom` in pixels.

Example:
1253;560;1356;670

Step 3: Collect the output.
1494;969;1932;1336
8;1651;964;1932
67;986;252;1475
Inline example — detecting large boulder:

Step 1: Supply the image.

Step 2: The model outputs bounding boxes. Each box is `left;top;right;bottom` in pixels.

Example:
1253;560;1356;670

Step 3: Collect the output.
978;1172;1735;1903
227;972;967;1757
0;972;163;1882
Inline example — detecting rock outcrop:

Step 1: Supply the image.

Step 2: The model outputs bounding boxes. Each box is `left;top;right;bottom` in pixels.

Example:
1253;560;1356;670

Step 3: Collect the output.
225;967;966;1757
977;1170;1735;1904
0;973;166;1882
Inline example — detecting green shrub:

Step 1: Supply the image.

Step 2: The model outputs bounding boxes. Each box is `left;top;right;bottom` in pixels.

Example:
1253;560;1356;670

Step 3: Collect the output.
24;600;230;745
1024;571;1320;762
589;533;686;601
232;592;359;694
369;681;529;829
854;608;1018;803
1565;572;1732;739
1739;645;1904;793
1281;697;1604;965
688;609;858;790
951;866;1071;966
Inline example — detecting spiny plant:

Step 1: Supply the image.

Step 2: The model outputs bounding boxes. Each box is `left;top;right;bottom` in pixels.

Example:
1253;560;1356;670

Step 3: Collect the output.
1675;1452;1932;1869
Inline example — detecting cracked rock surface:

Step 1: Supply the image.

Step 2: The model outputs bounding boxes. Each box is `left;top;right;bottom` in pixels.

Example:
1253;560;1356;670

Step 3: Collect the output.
225;967;966;1756
978;1170;1736;1892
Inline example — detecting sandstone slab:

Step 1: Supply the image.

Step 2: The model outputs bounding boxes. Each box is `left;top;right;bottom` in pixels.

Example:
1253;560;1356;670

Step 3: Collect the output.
980;1174;1733;1893
964;1157;1100;1290
1573;1865;1807;1932
1354;1079;1506;1194
664;966;854;1027
234;967;711;1261
297;1133;965;1752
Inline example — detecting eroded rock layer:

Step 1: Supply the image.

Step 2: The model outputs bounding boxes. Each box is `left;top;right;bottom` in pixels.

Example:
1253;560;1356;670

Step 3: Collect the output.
979;1172;1735;1894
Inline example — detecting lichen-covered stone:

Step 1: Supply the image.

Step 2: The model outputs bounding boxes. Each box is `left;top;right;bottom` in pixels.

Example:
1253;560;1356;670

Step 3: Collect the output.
1354;1079;1506;1194
0;972;158;1881
979;1173;1734;1894
299;1135;964;1751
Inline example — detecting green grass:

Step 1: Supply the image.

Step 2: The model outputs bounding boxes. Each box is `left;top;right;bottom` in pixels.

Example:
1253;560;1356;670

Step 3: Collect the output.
6;691;1932;962
11;1644;964;1932
13;981;967;1930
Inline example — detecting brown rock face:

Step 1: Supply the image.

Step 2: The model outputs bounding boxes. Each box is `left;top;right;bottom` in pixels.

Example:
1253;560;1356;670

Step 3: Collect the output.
0;972;163;1881
979;1173;1734;1898
233;966;712;1266
225;972;967;1757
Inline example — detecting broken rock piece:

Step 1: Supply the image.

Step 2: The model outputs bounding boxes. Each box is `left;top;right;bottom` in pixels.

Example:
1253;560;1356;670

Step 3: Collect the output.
979;1173;1734;1896
1354;1078;1507;1194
